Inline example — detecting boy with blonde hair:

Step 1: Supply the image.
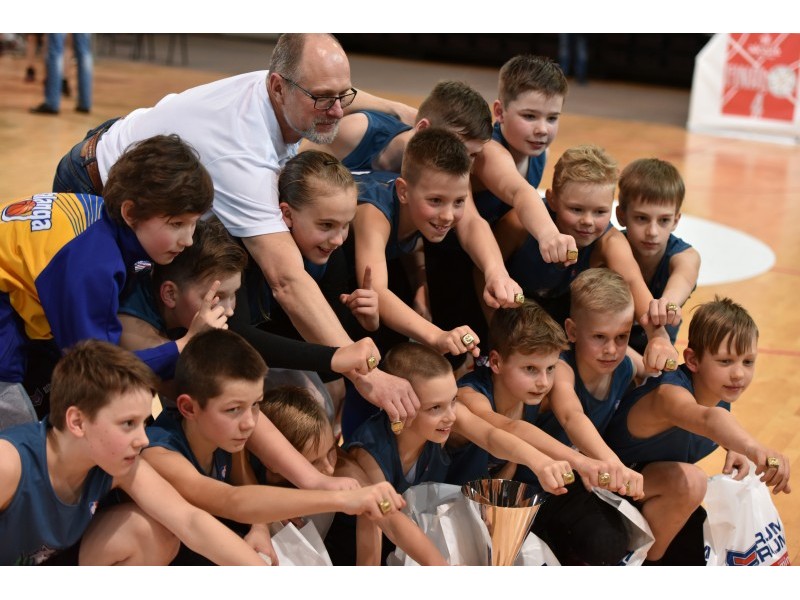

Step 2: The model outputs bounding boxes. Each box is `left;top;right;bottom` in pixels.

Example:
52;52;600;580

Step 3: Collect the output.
0;340;267;565
604;297;790;563
615;158;700;355
499;144;679;374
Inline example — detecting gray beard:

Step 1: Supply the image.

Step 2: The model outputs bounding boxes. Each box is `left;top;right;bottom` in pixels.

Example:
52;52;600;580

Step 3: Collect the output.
296;120;340;145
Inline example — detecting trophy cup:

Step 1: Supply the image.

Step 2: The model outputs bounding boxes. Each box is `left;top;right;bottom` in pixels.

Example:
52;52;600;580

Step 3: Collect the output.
461;478;546;566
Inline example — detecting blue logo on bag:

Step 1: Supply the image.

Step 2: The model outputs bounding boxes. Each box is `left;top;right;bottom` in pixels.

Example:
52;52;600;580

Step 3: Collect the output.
725;521;786;566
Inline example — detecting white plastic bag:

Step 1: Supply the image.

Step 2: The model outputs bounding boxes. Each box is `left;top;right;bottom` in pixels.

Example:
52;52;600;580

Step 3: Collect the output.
592;487;655;566
269;520;333;566
703;466;790;566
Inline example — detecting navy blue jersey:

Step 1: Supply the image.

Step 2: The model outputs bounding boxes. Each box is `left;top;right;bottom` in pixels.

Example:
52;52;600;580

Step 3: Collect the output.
146;408;233;482
341;111;412;172
0;419;113;565
344;412;451;494
536;349;635;446
473;122;547;225
625;233;694;353
604;364;729;468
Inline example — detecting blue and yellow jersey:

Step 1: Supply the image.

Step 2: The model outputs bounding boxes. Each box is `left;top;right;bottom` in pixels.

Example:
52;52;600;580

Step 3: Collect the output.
0;193;178;382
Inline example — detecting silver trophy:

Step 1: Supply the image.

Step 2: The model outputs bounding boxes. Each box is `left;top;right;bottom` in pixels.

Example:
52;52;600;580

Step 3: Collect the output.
461;479;546;566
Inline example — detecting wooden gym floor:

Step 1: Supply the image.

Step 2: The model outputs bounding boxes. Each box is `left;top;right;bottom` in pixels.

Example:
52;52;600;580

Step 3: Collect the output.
1;34;797;565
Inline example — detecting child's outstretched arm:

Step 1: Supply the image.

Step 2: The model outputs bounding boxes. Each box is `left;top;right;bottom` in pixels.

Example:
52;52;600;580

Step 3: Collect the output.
472;141;577;265
354;203;480;358
650;385;791;494
596;229;679;373
246;413;360;490
349;448;449;566
452;403;573;495
455;197;525;310
457;386;644;499
117;459;267;566
654;246;701;327
549;361;645;498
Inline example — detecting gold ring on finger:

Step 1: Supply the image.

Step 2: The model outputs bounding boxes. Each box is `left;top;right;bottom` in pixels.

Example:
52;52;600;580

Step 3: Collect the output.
598;472;611;486
378;499;392;515
562;471;575;485
390;420;404;435
664;358;678;371
666;302;679;313
514;292;525;305
566;249;579;261
366;355;378;370
767;456;780;469
461;333;475;346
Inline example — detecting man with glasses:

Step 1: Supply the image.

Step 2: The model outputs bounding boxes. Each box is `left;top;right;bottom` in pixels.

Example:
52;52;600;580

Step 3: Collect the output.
50;33;421;436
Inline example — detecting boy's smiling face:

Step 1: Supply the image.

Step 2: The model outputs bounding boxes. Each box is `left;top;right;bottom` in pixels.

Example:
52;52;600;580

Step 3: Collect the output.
494;91;563;158
397;170;469;243
686;334;757;404
407;374;458;444
548;181;615;249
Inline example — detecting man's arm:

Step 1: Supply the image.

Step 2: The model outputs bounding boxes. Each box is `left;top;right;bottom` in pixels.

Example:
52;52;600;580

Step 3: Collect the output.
472;141;576;264
244;232;353;347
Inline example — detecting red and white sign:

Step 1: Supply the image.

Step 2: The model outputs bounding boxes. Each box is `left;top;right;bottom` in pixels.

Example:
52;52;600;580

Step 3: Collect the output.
688;34;800;144
722;34;800;122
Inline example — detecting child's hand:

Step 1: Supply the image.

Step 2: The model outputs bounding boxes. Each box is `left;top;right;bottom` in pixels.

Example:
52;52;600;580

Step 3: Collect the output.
340;265;380;332
244;524;279;566
434;326;481;357
723;449;750;480
342;481;406;519
533;460;575;495
751;449;791;494
186;280;228;338
537;231;579;267
331;337;381;376
640;335;679;375
647;297;682;328
482;272;524;309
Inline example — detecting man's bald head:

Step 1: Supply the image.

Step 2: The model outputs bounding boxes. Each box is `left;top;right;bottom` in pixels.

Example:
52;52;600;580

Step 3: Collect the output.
269;33;346;80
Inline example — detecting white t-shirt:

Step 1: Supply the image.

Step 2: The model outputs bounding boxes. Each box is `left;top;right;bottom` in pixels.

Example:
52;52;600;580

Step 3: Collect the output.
96;70;299;237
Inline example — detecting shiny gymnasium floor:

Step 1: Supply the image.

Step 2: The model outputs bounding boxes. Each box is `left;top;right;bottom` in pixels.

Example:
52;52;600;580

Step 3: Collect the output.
1;33;798;565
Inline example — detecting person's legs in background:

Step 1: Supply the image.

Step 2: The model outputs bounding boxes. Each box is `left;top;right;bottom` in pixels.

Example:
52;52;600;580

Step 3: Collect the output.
73;34;93;113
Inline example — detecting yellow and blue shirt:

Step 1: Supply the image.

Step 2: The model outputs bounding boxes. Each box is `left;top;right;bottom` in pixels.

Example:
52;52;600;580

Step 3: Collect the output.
0;193;178;382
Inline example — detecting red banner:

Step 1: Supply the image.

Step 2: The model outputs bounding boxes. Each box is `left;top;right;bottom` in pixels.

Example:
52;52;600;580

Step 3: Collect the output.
722;34;800;122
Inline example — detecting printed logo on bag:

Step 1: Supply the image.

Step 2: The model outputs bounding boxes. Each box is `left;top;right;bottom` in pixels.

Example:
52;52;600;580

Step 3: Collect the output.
1;193;55;231
724;520;790;566
722;34;800;122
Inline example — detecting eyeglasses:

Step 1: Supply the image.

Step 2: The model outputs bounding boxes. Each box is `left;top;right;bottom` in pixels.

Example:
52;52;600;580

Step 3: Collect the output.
280;74;357;110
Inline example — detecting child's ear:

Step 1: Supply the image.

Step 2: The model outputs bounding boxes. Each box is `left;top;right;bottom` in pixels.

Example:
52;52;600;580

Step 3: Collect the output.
414;118;431;132
120;200;137;228
544;188;556;208
488;350;502;374
672;211;682;231
564;317;577;343
279;202;293;229
395;177;408;204
615;205;627;227
176;394;200;420
159;281;179;309
64;406;86;437
683;347;699;372
492;99;504;124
